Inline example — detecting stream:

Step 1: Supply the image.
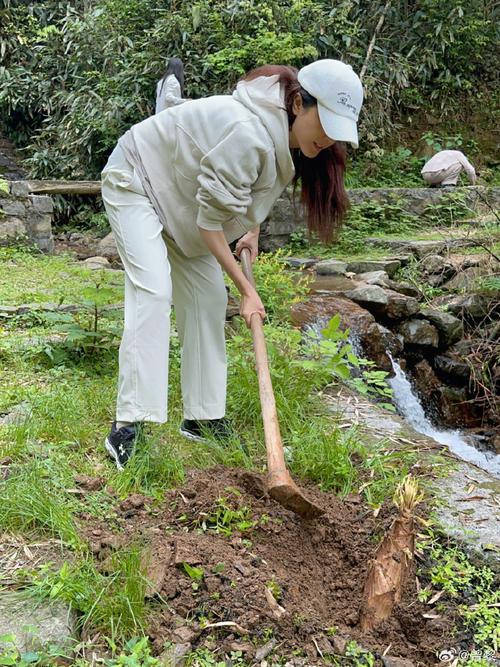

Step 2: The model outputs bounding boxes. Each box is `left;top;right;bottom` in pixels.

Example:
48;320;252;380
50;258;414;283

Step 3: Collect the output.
305;316;500;479
388;353;500;478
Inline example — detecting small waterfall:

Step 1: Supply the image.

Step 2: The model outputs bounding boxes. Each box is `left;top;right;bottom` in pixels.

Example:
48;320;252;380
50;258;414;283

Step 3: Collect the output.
388;354;500;478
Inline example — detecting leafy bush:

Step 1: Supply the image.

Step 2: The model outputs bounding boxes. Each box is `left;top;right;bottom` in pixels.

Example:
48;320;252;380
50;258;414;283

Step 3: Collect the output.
337;197;419;252
251;249;311;322
1;0;497;179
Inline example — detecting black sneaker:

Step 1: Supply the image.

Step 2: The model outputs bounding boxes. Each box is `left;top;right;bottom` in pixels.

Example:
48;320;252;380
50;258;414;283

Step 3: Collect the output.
179;418;233;443
105;422;142;470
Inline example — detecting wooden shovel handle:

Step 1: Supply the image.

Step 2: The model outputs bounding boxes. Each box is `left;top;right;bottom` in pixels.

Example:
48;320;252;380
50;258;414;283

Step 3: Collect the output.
239;248;287;478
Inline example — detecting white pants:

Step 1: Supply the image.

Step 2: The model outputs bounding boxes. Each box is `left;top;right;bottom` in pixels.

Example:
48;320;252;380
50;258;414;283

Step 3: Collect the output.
101;145;227;423
422;162;461;186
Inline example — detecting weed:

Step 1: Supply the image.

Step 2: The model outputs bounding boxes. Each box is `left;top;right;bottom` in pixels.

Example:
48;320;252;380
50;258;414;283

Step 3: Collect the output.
336;198;419;253
299;314;394;407
422;190;472;226
110;428;185;498
0;460;81;548
0;633;73;666
417;532;500;654
344;640;375;666
104;636;159;666
250;249;311;322
265;578;282;602
195;493;256;537
182;563;204;591
28;547;148;641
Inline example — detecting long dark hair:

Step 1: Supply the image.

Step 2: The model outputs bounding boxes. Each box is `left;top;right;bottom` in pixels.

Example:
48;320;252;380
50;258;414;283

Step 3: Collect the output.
159;57;185;96
242;65;349;243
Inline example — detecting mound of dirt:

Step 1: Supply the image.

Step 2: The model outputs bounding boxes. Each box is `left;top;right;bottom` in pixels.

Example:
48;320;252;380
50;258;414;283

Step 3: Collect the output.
79;467;456;664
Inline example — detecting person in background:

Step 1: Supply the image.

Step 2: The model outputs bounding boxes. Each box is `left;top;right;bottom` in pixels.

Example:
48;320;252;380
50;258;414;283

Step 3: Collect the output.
421;149;477;188
155;57;184;114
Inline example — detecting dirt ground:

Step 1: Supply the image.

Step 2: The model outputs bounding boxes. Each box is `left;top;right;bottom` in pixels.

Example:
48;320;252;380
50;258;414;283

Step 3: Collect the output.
79;466;459;665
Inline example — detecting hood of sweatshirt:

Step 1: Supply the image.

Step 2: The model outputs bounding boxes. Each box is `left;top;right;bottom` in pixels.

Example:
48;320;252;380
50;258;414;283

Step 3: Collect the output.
232;75;295;184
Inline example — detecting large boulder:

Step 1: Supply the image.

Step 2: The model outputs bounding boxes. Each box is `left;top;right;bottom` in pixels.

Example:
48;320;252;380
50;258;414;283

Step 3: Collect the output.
418;307;464;346
398;318;439;348
344;285;419;321
291;295;392;372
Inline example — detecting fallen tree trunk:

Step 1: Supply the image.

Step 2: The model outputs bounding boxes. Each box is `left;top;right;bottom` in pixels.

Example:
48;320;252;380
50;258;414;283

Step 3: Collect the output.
26;180;101;195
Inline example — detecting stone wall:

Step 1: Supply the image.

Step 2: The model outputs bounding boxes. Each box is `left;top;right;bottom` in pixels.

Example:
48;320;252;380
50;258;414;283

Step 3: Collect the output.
260;185;500;251
1;180;498;254
0;181;54;252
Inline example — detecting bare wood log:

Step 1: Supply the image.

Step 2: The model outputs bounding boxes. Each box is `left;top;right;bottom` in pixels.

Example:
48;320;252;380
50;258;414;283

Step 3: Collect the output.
25;180;101;195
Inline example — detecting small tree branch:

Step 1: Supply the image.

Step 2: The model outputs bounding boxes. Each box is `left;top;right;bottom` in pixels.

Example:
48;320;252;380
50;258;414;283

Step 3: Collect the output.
360;0;392;82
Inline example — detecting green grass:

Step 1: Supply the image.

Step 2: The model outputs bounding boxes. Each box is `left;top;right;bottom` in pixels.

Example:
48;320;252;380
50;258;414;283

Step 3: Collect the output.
417;530;500;657
0;246;123;306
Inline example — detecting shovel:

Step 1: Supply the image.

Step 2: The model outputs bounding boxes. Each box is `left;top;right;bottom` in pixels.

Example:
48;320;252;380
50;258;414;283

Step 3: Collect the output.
239;248;324;520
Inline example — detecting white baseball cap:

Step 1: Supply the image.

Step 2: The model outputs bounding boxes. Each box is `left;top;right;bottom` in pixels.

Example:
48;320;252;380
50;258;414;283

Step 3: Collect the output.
297;59;363;148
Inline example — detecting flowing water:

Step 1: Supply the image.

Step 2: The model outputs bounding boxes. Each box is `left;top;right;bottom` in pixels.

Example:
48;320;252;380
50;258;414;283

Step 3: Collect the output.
306;317;500;478
388;353;500;478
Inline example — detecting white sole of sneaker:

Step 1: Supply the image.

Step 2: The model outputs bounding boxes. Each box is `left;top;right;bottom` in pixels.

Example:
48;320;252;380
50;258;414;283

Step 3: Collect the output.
105;437;124;471
179;427;207;443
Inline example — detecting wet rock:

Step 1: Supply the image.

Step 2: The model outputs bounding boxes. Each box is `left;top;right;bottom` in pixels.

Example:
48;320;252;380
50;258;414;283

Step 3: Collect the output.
81;256;111;270
316;259;348;275
439;386;481;427
418;308;464;346
434;354;470;383
377;324;404;357
399;319;439;347
346;259;401;277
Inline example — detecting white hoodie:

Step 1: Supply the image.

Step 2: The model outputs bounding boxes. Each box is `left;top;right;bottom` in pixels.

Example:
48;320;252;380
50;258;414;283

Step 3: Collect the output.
155;74;184;114
115;75;295;258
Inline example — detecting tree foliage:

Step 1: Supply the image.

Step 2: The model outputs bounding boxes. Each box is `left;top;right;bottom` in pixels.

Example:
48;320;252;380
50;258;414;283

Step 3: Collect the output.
0;0;498;179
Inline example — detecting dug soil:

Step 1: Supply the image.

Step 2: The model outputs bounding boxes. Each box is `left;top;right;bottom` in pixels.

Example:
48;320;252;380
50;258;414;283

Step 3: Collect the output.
79;466;457;665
